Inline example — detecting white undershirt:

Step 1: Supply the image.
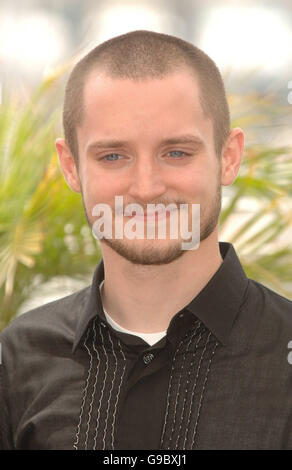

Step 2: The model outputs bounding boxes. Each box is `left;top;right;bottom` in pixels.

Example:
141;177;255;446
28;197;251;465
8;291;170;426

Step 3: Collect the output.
99;280;167;346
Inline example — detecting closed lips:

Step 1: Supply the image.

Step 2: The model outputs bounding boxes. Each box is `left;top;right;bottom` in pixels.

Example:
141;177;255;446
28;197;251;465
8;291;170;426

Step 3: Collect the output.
131;208;177;217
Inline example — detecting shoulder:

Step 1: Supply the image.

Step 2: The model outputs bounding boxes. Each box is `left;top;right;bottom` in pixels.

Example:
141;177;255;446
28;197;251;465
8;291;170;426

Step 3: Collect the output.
0;285;91;354
245;278;292;335
248;279;292;313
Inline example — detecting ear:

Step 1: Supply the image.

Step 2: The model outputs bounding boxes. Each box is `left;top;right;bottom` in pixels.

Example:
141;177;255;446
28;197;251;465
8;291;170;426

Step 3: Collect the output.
221;128;244;186
55;138;81;193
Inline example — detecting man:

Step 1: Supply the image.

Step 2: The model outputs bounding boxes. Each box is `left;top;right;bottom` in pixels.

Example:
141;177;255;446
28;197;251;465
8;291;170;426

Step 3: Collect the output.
0;30;291;450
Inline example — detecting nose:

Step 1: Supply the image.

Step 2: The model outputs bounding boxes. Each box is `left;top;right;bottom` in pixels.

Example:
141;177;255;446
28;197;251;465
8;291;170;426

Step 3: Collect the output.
127;156;167;203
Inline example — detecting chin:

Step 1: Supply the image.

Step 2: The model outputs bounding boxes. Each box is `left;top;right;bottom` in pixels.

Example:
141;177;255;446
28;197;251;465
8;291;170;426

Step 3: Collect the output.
101;238;186;266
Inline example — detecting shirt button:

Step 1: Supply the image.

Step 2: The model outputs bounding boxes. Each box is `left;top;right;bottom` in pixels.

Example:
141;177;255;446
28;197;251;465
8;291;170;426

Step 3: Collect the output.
143;353;155;365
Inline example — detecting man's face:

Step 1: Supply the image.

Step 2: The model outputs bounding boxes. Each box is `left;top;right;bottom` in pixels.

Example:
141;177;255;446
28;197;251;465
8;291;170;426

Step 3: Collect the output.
75;68;222;265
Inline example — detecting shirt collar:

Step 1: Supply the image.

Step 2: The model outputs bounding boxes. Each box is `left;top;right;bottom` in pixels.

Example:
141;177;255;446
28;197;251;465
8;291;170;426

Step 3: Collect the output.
184;242;248;346
72;259;105;353
72;242;248;353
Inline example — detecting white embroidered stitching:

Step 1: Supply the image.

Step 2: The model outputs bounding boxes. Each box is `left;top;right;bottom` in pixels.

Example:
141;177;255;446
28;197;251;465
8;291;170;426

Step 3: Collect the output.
160;321;201;449
73;327;92;450
160;337;185;448
111;339;127;450
181;330;211;449
86;318;101;450
173;329;204;449
93;323;109;449
102;329;118;450
191;339;218;449
168;323;202;449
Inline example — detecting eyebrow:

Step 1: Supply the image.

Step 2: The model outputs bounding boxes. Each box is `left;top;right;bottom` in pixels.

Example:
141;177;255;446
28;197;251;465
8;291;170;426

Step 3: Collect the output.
86;134;205;153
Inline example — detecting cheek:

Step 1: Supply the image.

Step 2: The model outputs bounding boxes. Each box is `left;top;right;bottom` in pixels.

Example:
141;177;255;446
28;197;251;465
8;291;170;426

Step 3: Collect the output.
80;164;128;208
180;170;209;199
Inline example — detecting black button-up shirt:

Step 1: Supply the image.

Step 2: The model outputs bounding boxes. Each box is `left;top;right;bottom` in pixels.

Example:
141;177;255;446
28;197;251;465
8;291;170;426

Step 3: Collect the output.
1;242;292;450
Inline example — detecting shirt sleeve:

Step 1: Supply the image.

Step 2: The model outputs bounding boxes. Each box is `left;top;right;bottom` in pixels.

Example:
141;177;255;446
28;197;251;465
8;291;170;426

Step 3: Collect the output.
0;363;14;449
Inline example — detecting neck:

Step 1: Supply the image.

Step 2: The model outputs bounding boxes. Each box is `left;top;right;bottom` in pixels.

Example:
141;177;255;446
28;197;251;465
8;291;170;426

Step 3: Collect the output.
100;231;223;333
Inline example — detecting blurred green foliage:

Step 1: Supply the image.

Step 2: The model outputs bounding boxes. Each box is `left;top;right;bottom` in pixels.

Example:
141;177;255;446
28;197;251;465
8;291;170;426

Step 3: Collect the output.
0;73;101;329
0;73;291;330
221;93;292;299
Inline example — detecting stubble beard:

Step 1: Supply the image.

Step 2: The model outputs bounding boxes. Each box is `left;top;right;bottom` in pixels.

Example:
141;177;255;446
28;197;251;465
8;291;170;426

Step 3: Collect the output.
82;181;222;266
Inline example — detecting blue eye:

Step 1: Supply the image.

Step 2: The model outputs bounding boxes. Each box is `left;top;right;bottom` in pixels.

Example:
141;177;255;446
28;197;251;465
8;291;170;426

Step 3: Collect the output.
168;150;186;157
102;153;123;161
100;150;188;162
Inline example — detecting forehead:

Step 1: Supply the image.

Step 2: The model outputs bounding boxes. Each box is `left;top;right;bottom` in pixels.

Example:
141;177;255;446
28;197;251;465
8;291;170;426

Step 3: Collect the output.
83;68;202;115
78;68;212;148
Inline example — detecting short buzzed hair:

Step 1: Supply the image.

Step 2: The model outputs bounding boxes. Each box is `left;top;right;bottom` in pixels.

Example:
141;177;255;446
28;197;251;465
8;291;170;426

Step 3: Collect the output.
63;30;230;163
